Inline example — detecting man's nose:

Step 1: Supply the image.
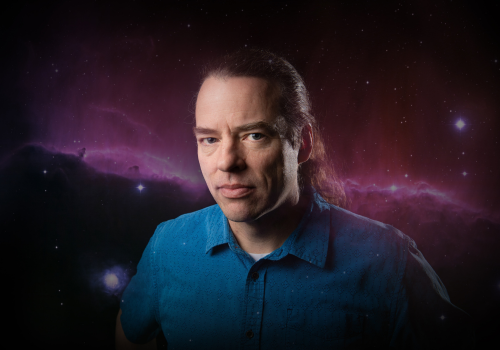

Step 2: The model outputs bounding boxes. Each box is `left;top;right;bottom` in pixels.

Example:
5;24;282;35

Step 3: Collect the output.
217;139;246;172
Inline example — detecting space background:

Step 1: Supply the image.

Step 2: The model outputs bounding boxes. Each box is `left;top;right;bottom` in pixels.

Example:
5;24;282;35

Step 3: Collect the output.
1;0;499;348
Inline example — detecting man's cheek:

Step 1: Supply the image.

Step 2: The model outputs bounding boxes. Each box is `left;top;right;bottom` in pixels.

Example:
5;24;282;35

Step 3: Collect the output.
199;167;214;190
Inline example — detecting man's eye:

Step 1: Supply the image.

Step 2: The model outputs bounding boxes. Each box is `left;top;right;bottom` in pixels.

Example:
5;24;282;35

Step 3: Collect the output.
203;138;217;144
248;133;264;141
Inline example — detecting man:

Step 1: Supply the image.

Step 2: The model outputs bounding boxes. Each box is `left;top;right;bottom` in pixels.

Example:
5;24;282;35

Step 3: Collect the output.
116;49;474;349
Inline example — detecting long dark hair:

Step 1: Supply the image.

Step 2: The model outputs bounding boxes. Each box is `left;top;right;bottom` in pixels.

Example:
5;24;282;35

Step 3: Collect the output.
200;48;347;208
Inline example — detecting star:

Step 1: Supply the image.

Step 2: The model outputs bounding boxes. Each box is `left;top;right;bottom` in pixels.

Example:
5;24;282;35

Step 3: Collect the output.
390;185;397;191
137;184;145;192
456;119;465;129
405;174;408;178
43;170;47;174
440;315;445;320
104;273;119;289
462;172;467;176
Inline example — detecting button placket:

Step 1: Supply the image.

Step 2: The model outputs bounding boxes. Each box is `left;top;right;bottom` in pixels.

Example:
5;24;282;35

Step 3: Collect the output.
242;266;267;349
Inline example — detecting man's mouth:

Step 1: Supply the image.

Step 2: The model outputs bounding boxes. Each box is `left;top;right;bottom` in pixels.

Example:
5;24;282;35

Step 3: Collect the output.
218;184;255;199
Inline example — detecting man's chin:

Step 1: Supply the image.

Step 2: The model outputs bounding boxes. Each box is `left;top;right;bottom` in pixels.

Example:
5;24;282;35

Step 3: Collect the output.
221;210;257;223
217;201;261;223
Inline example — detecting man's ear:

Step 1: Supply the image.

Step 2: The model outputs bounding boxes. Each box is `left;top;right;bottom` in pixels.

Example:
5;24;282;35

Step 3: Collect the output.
298;124;313;165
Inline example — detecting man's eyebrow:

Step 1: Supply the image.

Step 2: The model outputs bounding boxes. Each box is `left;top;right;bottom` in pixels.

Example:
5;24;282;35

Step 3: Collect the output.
192;126;216;136
234;121;278;133
193;121;278;136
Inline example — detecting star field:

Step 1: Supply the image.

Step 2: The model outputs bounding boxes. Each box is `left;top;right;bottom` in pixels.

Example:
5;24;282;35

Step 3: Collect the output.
8;1;495;212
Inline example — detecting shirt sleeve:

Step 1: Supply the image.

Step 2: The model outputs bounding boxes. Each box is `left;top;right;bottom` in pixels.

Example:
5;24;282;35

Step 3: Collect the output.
119;226;162;343
390;240;475;349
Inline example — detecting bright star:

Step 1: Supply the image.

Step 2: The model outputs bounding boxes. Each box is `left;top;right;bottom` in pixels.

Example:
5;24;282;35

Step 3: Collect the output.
405;174;408;178
104;273;119;289
456;119;465;129
390;185;397;191
137;184;145;191
43;170;47;174
462;172;467;176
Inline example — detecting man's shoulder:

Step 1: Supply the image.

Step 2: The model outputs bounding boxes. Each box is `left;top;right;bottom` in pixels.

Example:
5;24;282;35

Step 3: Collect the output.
322;202;413;287
153;204;221;239
326;202;414;253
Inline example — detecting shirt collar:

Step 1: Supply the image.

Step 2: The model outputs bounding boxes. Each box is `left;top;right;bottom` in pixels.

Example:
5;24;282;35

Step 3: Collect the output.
204;204;231;252
205;188;331;269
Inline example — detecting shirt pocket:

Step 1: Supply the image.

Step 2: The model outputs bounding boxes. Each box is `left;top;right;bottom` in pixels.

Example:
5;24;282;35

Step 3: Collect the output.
285;308;365;349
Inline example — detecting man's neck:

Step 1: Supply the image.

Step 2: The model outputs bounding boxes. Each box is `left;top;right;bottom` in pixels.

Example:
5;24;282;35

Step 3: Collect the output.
228;194;310;254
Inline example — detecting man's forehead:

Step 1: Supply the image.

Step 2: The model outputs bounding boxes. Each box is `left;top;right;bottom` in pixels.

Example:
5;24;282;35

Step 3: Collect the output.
194;76;280;130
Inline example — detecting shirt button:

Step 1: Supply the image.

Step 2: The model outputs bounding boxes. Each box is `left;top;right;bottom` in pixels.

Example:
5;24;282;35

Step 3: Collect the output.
251;272;259;281
246;330;254;339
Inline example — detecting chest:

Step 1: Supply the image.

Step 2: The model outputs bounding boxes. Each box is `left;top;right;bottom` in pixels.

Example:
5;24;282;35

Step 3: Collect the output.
155;253;393;349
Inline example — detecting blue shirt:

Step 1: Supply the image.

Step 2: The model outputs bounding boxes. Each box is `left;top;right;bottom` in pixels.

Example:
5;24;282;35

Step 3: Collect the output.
120;190;473;349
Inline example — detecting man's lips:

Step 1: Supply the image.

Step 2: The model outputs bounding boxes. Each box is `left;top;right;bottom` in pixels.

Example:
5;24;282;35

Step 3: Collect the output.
218;184;255;199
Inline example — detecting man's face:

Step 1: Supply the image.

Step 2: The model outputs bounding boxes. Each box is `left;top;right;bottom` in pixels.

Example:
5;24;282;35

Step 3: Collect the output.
194;76;301;223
